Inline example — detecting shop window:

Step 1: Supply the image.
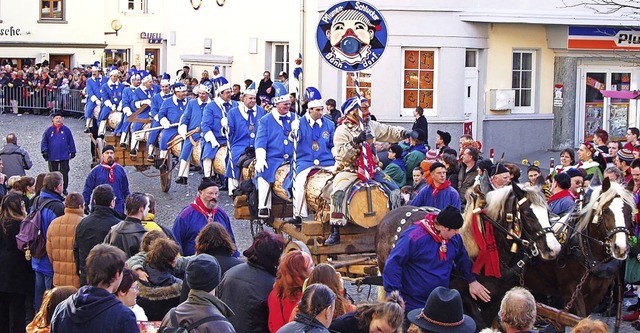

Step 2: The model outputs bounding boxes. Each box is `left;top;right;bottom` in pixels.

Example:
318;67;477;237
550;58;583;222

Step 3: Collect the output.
512;50;536;113
40;0;64;21
345;71;372;106
104;49;130;67
402;49;436;116
272;43;289;79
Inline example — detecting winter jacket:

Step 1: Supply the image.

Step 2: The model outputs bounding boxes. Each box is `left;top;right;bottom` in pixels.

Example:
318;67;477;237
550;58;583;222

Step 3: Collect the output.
83;163;130;214
217;262;276;333
137;264;182;321
160;289;236;333
46;207;84;288
50;286;138;333
104;216;147;258
458;163;479;207
31;190;65;277
0;218;34;295
268;289;301;333
74;205;125;285
40;124;76;162
329;312;367;333
276;313;329;333
0;142;32;177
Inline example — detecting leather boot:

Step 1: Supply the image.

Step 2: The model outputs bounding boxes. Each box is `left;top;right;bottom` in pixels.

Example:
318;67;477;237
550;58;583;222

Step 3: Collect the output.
324;226;341;246
285;216;302;225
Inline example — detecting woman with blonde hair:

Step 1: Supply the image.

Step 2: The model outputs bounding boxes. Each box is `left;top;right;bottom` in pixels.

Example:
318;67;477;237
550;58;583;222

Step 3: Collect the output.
305;264;355;318
26;286;77;333
330;291;405;333
268;250;314;332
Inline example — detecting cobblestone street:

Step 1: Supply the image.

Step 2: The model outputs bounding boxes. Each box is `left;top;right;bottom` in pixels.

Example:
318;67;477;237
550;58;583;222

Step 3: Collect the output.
2;112;635;331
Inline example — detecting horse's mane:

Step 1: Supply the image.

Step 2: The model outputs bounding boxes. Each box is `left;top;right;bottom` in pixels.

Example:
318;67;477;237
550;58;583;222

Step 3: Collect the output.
574;182;634;234
484;183;548;221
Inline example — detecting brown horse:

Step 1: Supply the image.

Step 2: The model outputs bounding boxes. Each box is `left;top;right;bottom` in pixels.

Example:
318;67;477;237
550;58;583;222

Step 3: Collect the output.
376;181;562;329
523;177;634;318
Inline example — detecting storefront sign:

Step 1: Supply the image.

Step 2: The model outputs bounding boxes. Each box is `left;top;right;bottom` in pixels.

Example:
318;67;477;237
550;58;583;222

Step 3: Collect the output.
568;26;640;50
0;26;22;36
140;32;163;44
553;84;563;107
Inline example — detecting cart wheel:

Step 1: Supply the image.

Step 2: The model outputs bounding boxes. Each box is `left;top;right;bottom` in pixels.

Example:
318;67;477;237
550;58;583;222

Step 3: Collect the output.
160;157;173;192
284;240;311;256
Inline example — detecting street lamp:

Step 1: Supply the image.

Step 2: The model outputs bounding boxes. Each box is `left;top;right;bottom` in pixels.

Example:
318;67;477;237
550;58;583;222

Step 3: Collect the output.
104;19;122;36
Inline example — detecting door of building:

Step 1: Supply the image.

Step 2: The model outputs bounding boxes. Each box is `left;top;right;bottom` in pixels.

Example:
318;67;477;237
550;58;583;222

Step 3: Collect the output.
464;50;479;138
577;66;640;143
144;48;159;77
49;54;71;69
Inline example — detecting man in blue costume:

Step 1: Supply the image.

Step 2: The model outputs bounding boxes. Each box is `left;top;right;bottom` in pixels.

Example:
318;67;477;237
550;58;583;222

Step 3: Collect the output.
97;68;125;151
83;63;102;133
83;145;130;214
410;162;461;210
225;83;266;195
115;71;141;149
129;73;155;158
157;82;188;169
254;82;296;218
147;74;172;162
172;178;238;257
383;205;490;316
175;84;211;185
201;77;237;186
284;87;335;225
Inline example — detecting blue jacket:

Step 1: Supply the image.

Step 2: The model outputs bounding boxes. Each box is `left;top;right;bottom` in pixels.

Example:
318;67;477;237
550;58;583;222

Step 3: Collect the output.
254;110;296;182
31;189;65;276
180;97;210;141
292;115;335;172
99;81;125;120
226;104;266;178
158;95;186;124
40;125;76;161
85;77;102;113
201;98;237;159
172;205;238;257
83;163;130;214
382;223;476;311
50;286;138;333
410;182;461;210
150;92;172;120
548;191;575;216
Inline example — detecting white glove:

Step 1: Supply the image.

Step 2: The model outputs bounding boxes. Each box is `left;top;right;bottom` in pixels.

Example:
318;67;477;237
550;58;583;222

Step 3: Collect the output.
204;131;220;148
111;104;117;111
178;124;187;140
160;117;171;129
154;114;159;122
331;147;337;158
255;148;268;173
141;99;151;106
220;117;228;129
123;107;132;117
290;118;300;132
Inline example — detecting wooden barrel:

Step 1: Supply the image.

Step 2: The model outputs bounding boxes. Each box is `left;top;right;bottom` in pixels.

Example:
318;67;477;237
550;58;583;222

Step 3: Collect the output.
345;181;389;228
191;141;201;167
272;164;291;201
213;145;228;175
92;104;101;120
305;171;333;213
108;111;122;131
240;160;255;181
169;135;182;157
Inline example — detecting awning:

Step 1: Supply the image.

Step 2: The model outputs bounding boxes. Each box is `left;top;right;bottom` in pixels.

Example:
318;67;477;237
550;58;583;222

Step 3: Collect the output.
600;90;640;99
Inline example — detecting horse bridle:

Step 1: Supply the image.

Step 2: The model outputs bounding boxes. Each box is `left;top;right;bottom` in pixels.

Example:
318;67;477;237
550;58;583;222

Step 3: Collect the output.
581;193;629;256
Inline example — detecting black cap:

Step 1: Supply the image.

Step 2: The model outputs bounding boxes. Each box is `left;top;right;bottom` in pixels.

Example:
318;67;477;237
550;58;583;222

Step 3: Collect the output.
437;130;451;145
102;145;115;153
186;254;221;292
553;172;571;190
198;178;218;191
436;205;464;229
430;162;446;173
565;168;584;179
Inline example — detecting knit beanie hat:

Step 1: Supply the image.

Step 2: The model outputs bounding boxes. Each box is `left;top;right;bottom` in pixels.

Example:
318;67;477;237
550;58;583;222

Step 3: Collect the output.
186;254;221;292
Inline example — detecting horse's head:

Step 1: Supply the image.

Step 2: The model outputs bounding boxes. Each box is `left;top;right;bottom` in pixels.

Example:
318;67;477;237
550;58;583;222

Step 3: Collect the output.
576;178;633;260
485;183;561;260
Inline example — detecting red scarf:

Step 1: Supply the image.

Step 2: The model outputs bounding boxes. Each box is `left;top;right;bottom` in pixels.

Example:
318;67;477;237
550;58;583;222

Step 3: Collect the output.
357;142;376;182
100;162;116;183
471;212;501;278
431;180;451;197
190;196;218;223
547;190;574;204
417;214;448;261
53;123;63;134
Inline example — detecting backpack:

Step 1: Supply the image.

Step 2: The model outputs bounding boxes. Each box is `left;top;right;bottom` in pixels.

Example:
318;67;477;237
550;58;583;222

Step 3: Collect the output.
16;197;59;260
158;308;225;333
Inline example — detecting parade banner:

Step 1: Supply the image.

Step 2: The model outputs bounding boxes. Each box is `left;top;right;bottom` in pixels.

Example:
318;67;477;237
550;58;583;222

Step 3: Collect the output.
316;1;388;72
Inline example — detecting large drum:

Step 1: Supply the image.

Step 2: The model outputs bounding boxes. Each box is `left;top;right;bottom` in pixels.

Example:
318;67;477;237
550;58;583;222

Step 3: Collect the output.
345;181;389;228
213;145;228;175
169;137;201;167
241;160;255;181
272;164;291;201
92;104;101;120
108;111;122;131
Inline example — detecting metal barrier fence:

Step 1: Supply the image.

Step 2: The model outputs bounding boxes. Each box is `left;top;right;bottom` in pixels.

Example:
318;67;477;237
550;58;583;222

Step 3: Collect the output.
0;87;85;116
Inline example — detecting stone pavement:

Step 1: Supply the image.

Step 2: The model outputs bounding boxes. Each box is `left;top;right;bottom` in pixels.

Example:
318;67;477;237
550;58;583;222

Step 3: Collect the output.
2;113;636;332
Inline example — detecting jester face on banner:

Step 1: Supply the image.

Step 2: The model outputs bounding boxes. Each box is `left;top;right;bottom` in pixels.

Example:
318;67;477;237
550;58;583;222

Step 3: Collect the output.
317;1;388;71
